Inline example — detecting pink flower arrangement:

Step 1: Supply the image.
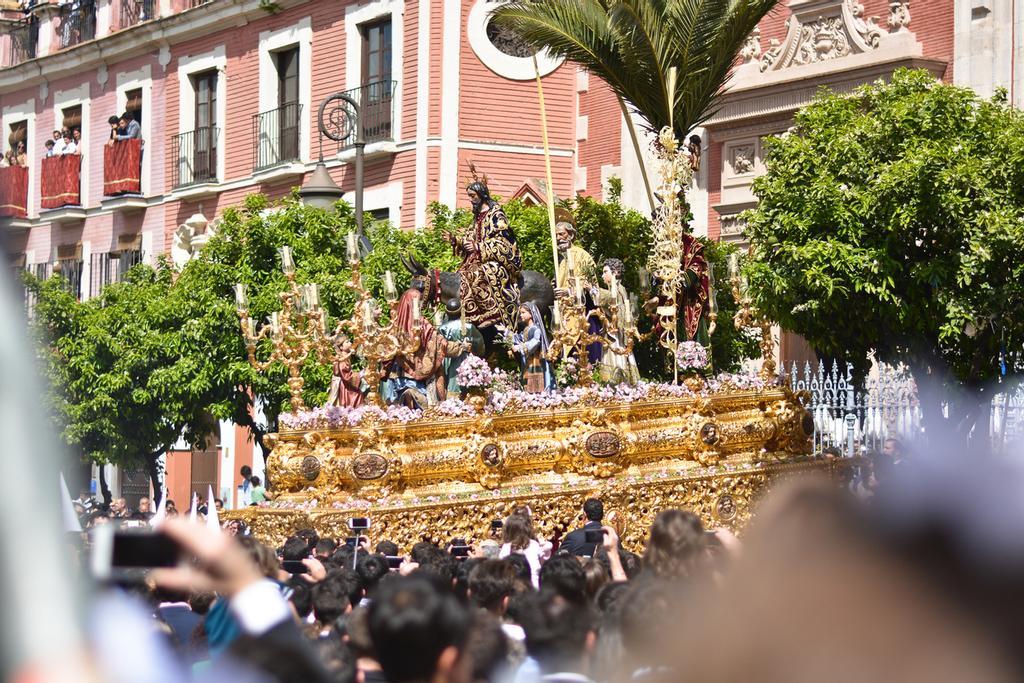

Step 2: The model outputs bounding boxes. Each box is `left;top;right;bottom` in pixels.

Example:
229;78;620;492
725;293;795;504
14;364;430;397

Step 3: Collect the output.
455;354;494;388
278;371;777;431
675;341;710;372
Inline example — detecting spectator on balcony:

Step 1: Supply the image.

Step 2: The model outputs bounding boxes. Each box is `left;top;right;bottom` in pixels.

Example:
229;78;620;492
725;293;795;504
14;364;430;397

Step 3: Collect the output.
0;149;10;167
116;112;141;141
107;115;120;142
61;130;77;155
52;130;66;155
14;141;27;167
73;128;82;148
44;139;56;157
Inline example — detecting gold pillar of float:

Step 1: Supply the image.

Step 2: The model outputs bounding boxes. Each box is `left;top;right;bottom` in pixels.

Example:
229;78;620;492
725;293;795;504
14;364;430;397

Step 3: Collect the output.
228;385;854;549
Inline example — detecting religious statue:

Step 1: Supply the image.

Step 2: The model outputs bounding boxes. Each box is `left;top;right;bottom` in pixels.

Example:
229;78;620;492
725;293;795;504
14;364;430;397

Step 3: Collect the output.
325;337;365;408
381;289;469;409
510;302;555;393
445;172;522;333
680;233;711;345
593;258;640;385
552;208;602;364
438;297;485;397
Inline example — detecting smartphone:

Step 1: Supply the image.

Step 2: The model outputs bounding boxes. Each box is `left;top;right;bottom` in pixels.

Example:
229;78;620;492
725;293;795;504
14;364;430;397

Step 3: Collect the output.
282;559;308;574
345;536;358;548
386;555;403;570
450;545;471;558
585;529;606;544
348;517;370;530
91;525;182;582
490;520;503;530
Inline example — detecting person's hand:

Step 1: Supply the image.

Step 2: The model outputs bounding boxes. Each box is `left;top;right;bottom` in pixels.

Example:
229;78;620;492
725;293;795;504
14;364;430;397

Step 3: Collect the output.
150;518;263;598
709;527;741;556
357;536;371;553
601;526;619;551
399;556;419;576
300;557;327;583
554;288;569;300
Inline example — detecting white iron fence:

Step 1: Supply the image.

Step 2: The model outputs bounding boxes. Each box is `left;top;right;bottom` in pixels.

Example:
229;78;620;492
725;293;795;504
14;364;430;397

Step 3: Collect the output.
787;361;1024;457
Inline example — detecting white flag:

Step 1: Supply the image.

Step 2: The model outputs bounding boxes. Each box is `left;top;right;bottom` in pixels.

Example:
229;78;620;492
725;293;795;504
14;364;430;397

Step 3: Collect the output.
206;485;220;533
188;491;198;524
59;473;82;533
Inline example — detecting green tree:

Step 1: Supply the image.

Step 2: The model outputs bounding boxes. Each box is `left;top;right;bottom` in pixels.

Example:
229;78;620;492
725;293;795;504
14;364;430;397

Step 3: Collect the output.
743;69;1024;447
492;0;778;149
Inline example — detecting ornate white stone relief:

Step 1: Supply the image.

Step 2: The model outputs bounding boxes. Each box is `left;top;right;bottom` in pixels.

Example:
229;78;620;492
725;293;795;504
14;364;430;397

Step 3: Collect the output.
758;0;912;73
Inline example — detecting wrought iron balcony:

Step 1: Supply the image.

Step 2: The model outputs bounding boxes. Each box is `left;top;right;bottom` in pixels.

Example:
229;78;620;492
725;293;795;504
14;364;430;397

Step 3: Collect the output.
252;102;302;172
120;0;154;28
336;80;397;150
4;18;37;67
58;0;97;49
171;126;219;188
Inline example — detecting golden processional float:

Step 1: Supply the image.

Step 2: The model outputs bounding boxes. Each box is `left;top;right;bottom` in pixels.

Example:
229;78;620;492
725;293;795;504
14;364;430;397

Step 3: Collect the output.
225;127;850;551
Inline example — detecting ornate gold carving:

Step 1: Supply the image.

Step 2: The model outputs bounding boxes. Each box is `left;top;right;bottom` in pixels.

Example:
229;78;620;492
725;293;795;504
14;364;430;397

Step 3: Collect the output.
301;455;321;481
585;431;621;458
714;494;737;522
352;453;389;480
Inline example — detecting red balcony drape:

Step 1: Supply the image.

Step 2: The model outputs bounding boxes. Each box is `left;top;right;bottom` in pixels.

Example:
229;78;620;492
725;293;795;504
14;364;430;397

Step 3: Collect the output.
41;155;82;209
0;166;28;218
103;139;142;195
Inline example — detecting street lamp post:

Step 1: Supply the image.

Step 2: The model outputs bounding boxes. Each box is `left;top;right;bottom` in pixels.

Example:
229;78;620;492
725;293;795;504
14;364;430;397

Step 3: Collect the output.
314;91;367;248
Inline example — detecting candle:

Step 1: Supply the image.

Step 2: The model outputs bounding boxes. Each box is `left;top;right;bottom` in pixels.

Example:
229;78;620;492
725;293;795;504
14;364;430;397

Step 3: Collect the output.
271;312;281;336
363;300;373;330
384;271;396;299
412;296;420;322
234;283;247;310
575;275;583;303
309;283;320;308
638;267;650;292
553;301;561;328
728;253;739;280
347;233;359;263
279;246;295;274
247;318;256;339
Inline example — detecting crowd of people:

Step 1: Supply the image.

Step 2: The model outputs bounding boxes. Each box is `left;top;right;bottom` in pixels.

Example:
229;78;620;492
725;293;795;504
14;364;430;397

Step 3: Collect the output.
0;111;141;168
65;435;1024;683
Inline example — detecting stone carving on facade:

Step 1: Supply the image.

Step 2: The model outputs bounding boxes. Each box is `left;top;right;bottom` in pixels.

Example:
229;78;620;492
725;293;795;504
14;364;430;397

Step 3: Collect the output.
888;2;911;33
740;27;762;63
171;213;213;269
719;214;747;240
731;146;755;174
759;0;909;73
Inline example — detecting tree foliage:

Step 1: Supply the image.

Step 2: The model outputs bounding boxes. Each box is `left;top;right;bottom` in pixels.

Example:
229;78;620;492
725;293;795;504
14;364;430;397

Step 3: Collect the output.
491;0;778;139
744;69;1024;439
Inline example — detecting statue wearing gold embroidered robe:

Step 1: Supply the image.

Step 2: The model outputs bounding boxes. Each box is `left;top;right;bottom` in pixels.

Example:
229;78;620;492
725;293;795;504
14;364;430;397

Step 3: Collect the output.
447;181;522;330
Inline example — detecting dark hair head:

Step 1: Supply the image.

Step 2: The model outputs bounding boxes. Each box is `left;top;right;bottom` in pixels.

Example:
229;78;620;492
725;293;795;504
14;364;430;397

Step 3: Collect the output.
594;580;630;615
240;465;252;478
505;552;532;586
603;259;624;279
345;605;375;658
282;536;311;562
45;139;54;147
520;591;596;674
236;535;280;578
539;555;587;604
313;568;362;626
120;111;132;121
469;559;518;612
325;567;364;610
250;475;261;486
413;545;456;584
188;590;216;616
357;554;390;597
580;558;610;602
619;578;682;668
503;513;533;551
466;611;510;683
644;509;706;580
296;528;319;553
315;538;339;558
286;578;313;619
375;540;399;557
453;556;482;604
466;181;491;203
108;115;120;125
583;498;604;522
368;576;471;683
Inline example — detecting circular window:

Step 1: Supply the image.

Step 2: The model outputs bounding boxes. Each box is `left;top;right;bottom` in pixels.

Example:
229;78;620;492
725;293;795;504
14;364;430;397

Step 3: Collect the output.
467;0;563;81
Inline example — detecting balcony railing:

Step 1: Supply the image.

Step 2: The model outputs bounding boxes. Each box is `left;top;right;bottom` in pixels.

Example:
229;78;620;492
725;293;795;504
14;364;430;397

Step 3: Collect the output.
58;0;97;49
54;259;84;299
337;80;397;151
171;127;219;188
89;249;144;298
5;18;37;67
252;102;302;172
120;0;154;28
0;166;29;218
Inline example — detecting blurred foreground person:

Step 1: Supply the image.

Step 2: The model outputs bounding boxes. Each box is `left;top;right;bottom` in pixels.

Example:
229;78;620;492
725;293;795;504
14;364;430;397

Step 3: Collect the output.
663;479;1020;682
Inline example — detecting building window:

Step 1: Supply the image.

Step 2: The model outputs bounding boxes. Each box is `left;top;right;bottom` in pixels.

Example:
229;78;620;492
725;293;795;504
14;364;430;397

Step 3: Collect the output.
361;18;392;85
89;238;143;298
6;120;27;163
61;104;83;146
173;70;219;187
54;244;84;300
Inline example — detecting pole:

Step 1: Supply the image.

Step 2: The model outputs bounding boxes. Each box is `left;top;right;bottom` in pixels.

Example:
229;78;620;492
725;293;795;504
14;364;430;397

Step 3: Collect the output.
533;55;561;283
354;101;365;238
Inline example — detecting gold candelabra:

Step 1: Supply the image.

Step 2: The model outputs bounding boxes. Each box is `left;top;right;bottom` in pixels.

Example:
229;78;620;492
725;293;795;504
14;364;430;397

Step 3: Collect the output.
339;263;422;407
544;286;650;386
728;254;776;381
235;247;341;412
236;242;423;412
